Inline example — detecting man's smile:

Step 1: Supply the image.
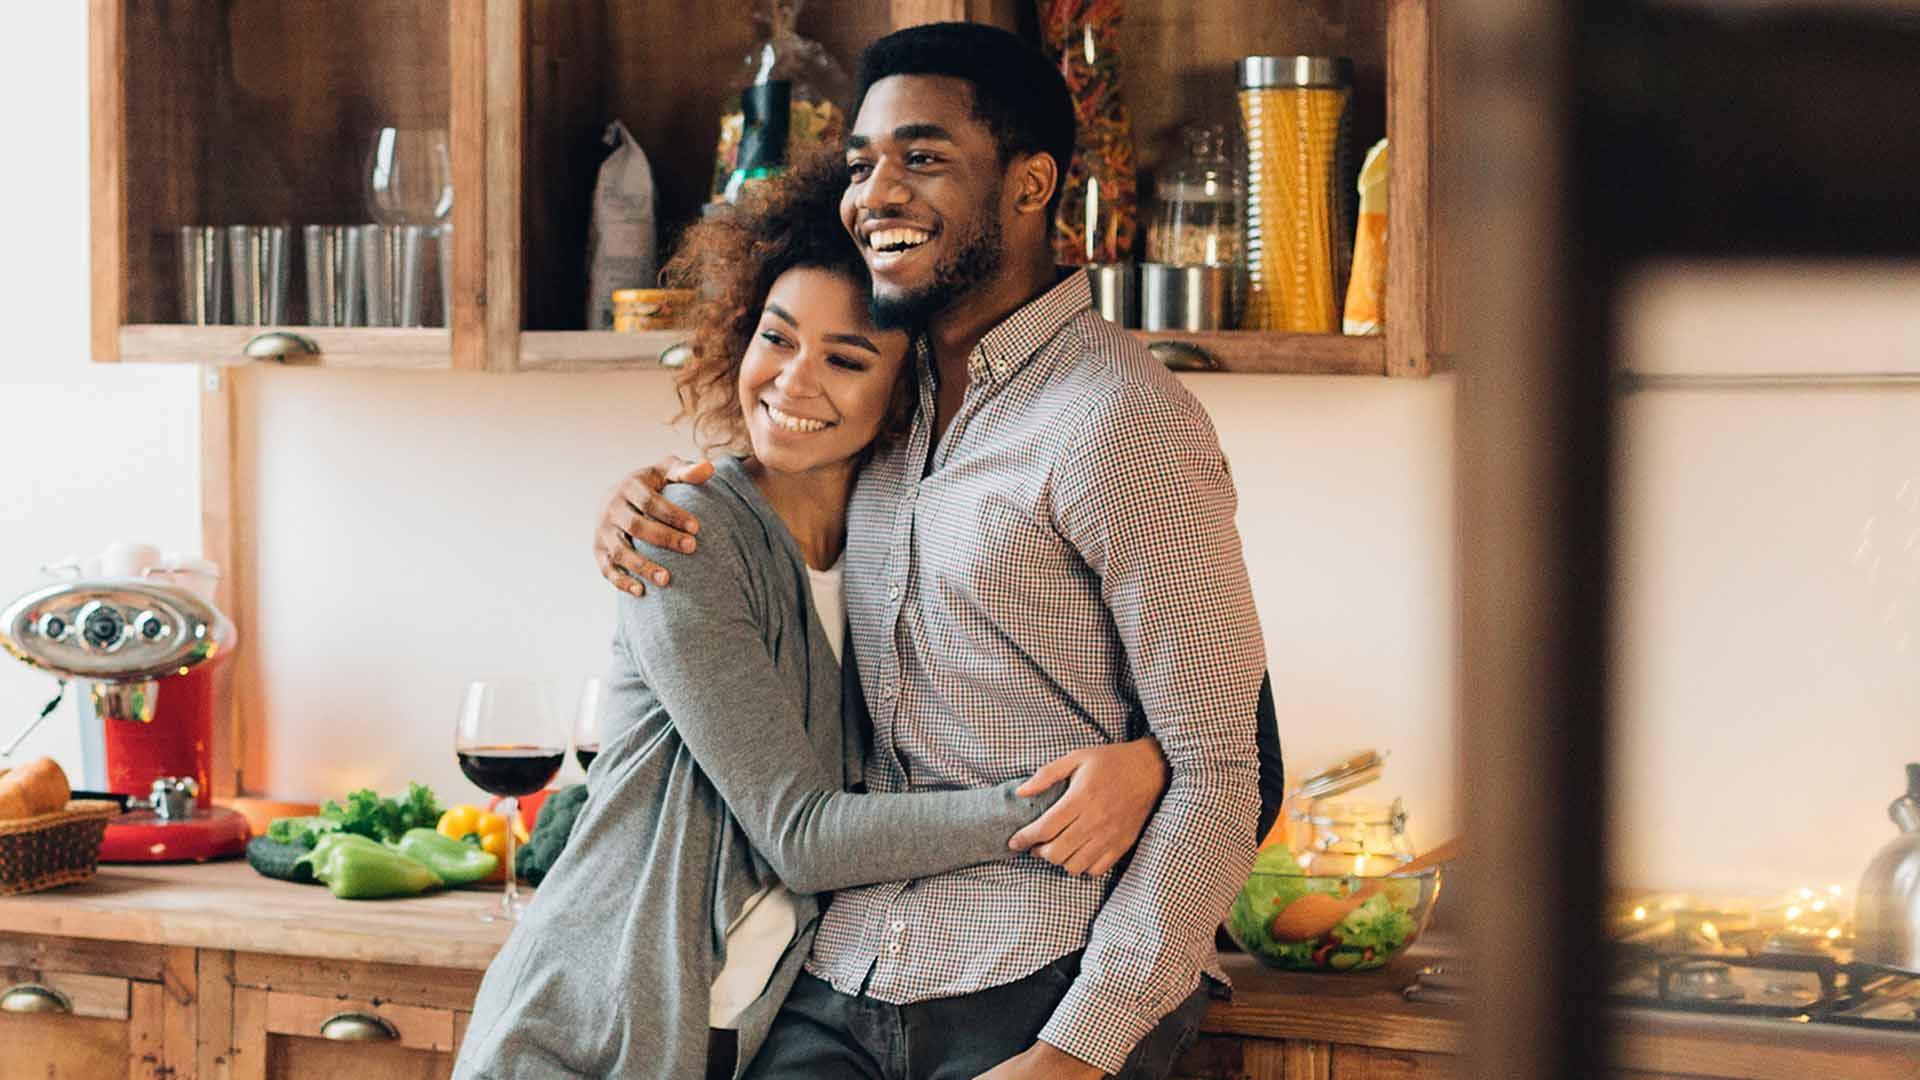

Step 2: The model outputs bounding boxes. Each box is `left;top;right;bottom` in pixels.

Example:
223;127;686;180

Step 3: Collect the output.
860;219;940;275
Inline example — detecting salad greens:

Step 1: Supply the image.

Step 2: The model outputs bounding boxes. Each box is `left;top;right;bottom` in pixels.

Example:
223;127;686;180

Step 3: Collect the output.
320;782;444;843
265;815;339;848
264;783;444;848
1227;845;1420;972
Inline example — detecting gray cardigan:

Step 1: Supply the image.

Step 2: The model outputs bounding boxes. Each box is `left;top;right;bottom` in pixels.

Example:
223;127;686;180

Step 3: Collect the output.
454;457;1056;1079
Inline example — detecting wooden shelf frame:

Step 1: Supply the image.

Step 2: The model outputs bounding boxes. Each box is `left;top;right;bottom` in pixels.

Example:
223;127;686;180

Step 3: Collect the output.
90;0;1442;380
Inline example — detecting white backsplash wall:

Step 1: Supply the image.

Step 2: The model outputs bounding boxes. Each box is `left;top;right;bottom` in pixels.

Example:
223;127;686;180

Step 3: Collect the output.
0;4;204;779
1611;265;1920;896
238;369;1462;843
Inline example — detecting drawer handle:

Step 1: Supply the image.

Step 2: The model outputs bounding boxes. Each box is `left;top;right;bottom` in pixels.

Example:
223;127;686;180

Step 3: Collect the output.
243;331;320;362
319;1012;400;1042
1;984;72;1015
1146;340;1219;371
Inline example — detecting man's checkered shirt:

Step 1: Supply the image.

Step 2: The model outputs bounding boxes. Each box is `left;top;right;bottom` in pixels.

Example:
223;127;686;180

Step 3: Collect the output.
805;270;1266;1074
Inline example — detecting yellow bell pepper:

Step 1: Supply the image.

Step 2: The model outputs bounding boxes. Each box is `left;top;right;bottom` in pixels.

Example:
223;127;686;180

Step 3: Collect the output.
437;804;482;841
435;805;528;882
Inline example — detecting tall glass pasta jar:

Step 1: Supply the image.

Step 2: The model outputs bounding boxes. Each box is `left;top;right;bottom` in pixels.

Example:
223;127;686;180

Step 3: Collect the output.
1042;0;1139;265
1238;56;1354;331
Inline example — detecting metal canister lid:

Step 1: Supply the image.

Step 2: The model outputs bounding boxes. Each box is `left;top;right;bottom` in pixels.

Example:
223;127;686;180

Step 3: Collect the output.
1238;55;1354;90
1294;749;1386;801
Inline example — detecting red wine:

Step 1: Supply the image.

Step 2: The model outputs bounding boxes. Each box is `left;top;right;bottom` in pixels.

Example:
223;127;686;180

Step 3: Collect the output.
458;745;563;797
575;745;600;772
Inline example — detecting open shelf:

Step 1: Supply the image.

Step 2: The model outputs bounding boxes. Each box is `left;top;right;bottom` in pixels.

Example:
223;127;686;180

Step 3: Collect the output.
107;1;450;331
517;328;1391;376
117;326;451;370
95;1;1440;377
109;326;1406;377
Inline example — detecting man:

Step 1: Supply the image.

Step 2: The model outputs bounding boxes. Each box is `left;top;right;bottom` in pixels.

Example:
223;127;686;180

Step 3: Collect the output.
595;23;1270;1079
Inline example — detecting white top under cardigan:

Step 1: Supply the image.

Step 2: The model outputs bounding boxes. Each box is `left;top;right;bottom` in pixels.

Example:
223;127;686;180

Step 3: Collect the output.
709;559;843;1028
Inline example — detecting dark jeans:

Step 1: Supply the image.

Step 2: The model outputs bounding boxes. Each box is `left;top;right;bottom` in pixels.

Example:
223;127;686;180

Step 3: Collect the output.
740;953;1209;1080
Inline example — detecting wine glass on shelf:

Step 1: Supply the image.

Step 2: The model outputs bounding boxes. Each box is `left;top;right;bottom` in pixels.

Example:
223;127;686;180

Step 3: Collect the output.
455;678;564;922
573;676;604;775
365;126;453;225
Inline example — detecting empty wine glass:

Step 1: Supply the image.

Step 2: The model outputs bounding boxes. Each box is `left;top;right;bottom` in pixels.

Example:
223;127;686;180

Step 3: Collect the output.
455;678;564;922
366;127;452;226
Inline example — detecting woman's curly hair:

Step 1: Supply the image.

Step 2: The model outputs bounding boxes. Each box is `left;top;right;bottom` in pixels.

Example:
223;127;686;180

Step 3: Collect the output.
665;148;913;454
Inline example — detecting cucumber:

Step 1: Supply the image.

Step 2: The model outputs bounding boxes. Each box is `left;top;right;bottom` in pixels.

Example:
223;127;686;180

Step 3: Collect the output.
246;836;318;884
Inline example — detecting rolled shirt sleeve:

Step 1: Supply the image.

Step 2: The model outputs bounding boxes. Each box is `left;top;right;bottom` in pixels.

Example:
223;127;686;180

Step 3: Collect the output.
1037;383;1266;1071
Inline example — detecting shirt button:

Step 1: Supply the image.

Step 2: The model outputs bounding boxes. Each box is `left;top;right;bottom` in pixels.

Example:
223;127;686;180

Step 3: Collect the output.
891;921;906;932
888;584;902;601
881;685;895;701
888;942;901;954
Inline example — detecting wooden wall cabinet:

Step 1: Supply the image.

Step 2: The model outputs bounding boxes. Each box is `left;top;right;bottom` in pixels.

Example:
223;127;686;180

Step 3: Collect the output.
90;0;1445;378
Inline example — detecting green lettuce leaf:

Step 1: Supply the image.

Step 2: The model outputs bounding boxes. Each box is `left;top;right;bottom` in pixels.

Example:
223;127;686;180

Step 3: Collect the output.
318;783;444;844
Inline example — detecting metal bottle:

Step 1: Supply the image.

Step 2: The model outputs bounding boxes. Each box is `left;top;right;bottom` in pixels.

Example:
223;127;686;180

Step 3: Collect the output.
1855;763;1920;973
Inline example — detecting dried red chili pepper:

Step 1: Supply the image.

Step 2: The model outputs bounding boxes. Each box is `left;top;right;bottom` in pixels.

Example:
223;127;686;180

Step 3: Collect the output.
1041;0;1140;265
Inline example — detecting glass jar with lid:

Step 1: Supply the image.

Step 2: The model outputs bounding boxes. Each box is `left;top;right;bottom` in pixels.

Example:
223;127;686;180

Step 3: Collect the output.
1149;123;1241;267
1293;796;1416;877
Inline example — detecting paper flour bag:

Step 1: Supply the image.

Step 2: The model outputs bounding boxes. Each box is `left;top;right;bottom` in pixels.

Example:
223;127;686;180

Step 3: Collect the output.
586;121;659;330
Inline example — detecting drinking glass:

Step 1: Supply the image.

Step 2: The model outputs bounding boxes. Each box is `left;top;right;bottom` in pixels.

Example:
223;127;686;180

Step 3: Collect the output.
573;677;604;774
365;127;453;226
454;678;564;922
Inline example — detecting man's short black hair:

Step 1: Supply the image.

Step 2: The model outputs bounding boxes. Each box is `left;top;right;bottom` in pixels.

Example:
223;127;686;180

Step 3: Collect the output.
854;22;1077;216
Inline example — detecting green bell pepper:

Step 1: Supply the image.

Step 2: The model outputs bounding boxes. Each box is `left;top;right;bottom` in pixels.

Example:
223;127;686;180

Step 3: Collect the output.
296;833;442;900
391;827;499;887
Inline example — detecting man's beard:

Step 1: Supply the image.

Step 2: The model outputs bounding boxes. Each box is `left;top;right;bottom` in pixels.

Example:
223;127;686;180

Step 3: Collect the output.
868;203;1006;333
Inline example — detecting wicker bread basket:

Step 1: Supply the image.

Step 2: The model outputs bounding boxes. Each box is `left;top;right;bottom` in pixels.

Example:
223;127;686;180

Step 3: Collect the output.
0;800;119;896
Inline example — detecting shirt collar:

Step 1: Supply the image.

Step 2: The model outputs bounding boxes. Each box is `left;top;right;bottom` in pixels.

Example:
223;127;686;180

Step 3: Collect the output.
964;268;1092;385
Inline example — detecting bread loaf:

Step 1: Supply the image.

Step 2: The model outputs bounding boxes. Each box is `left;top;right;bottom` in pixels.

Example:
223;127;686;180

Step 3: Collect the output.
0;757;70;819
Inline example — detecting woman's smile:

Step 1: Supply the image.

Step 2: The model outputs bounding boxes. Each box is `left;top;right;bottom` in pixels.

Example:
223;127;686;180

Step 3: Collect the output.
761;400;837;435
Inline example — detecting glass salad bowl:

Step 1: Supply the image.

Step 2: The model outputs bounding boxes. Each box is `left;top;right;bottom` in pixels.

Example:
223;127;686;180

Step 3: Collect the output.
1225;846;1443;972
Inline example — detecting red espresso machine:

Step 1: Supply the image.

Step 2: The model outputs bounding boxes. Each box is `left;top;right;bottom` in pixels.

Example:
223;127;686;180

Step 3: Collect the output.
1;568;250;861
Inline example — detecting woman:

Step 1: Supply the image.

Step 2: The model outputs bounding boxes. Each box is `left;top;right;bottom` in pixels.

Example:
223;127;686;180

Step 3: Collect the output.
453;153;1166;1080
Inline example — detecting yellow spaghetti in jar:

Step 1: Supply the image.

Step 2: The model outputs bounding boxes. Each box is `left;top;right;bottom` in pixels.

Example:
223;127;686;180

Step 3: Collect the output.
1238;56;1353;333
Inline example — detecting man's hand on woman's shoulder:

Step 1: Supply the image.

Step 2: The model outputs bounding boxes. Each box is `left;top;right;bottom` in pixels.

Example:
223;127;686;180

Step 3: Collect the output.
593;457;715;596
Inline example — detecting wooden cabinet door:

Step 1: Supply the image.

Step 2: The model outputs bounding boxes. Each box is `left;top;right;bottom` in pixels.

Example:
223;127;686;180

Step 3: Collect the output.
0;970;165;1080
1330;1045;1460;1079
231;986;461;1080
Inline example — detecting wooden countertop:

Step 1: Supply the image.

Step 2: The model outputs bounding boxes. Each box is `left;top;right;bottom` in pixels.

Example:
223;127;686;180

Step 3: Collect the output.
1208;948;1463;1053
1210;943;1920;1080
5;863;1919;1078
0;860;514;971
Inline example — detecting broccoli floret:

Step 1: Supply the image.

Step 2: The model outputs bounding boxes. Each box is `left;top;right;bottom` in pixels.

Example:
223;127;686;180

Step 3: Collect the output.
518;785;589;886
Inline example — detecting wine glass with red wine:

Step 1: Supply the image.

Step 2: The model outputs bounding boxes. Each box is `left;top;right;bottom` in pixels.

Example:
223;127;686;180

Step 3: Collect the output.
573;677;604;774
455;678;563;922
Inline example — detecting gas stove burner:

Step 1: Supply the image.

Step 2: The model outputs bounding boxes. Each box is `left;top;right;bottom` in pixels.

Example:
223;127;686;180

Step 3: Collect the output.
1762;926;1838;956
1667;961;1747;1003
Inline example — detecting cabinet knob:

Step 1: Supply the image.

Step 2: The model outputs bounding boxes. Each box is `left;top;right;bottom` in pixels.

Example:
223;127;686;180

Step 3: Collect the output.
242;331;321;362
319;1011;400;1042
1;984;72;1015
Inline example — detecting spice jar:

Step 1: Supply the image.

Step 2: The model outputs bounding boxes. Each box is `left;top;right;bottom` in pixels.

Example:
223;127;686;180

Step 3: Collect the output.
612;288;695;332
1238;55;1354;332
1149;124;1240;267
